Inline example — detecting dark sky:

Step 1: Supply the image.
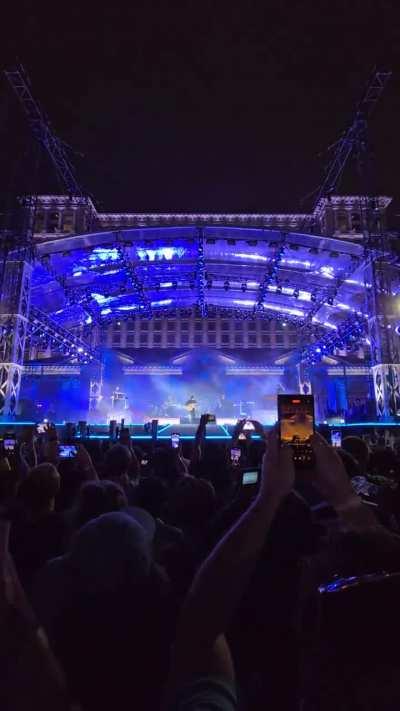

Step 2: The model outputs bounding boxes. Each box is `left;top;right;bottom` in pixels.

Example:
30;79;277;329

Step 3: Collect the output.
1;1;400;219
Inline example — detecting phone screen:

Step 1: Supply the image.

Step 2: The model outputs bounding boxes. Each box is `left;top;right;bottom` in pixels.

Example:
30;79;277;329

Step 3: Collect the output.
230;447;241;464
242;470;259;486
36;422;48;434
278;394;315;468
59;444;77;458
171;433;180;449
3;439;16;452
331;430;342;448
206;414;216;424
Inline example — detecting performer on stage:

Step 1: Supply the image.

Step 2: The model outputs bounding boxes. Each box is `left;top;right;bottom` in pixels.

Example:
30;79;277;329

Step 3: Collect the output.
185;395;198;424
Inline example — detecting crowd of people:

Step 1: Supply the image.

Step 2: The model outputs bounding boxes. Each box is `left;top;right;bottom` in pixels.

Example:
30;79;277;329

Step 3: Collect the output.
2;416;400;710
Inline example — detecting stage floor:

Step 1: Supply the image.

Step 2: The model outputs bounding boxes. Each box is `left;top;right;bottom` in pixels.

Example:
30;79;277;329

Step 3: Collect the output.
1;420;400;441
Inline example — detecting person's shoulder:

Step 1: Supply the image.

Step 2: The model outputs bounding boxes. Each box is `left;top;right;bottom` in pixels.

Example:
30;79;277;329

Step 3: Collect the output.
169;675;237;711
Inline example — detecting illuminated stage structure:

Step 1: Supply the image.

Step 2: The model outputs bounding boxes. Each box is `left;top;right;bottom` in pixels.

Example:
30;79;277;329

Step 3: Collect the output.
1;66;400;425
2;192;398;426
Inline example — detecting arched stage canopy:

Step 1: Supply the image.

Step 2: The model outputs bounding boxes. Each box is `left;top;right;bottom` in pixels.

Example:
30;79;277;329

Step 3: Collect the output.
31;226;377;345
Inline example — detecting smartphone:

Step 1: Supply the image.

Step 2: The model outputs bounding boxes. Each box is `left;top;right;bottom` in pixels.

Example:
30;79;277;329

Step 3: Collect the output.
277;394;315;468
171;433;180;449
238;432;247;441
331;430;342;448
243;420;255;431
3;438;16;452
141;459;149;466
242;470;259;486
206;414;216;424
230;447;241;465
36;422;49;434
59;444;78;458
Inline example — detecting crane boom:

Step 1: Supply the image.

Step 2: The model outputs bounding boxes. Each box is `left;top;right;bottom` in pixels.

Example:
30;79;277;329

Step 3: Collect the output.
312;68;391;209
4;64;84;197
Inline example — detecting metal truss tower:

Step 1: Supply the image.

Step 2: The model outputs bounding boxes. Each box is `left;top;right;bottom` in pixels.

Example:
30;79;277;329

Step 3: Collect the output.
303;68;397;418
1;64;95;418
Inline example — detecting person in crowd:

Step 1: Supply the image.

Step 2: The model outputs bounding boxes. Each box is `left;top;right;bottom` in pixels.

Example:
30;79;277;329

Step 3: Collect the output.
32;511;175;711
72;479;128;528
101;442;139;502
10;463;70;594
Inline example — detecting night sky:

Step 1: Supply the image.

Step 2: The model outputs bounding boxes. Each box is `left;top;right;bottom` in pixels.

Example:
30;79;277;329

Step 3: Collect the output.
1;1;400;220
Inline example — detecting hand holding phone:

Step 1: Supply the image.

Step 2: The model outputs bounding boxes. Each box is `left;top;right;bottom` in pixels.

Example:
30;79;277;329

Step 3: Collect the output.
331;430;342;448
3;437;16;453
277;394;315;469
241;469;259;486
59;444;77;459
171;433;180;449
205;414;216;424
230;447;241;465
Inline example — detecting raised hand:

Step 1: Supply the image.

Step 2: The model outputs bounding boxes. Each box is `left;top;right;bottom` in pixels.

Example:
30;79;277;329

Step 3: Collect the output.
259;426;295;504
310;432;355;507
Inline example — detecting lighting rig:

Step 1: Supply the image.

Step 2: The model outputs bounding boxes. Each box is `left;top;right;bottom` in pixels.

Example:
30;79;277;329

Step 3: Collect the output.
116;242;152;318
301;314;367;365
195;229;207;317
254;235;287;312
28;307;98;363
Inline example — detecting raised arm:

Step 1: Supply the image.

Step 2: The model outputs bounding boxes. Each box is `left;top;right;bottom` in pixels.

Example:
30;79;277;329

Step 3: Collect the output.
311;432;377;530
168;428;294;693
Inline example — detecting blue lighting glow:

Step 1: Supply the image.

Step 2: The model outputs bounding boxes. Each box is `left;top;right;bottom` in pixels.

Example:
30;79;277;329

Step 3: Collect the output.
89;247;120;262
91;293;112;305
264;304;305;317
233;299;256;307
150;299;173;306
282;258;312;269
232;253;268;262
137;246;185;262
